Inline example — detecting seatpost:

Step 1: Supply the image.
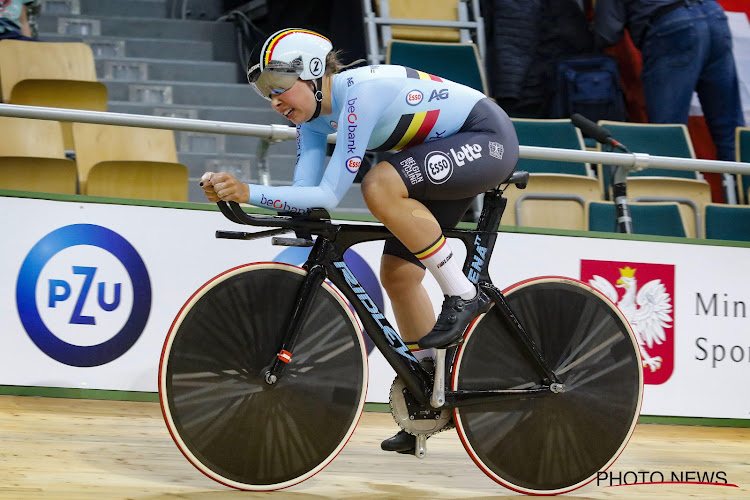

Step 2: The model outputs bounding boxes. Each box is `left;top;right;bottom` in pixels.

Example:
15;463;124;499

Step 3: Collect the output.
462;189;506;284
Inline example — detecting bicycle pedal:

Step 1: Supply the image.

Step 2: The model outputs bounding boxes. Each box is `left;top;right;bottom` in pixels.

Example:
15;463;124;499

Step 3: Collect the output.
271;236;314;247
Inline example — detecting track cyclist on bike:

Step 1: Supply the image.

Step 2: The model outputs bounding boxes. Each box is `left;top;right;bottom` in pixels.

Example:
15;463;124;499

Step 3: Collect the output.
199;28;519;454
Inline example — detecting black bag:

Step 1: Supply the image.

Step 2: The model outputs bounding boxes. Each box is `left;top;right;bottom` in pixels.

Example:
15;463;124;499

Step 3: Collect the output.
550;56;627;123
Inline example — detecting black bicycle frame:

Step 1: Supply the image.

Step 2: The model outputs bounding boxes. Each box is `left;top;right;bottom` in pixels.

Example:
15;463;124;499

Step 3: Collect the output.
216;192;560;409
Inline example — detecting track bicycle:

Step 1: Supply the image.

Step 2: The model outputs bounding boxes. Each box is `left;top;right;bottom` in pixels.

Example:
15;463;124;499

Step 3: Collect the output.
158;170;643;495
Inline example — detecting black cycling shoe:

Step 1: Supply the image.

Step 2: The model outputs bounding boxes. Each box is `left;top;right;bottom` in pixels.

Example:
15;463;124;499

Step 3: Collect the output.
381;430;423;454
418;289;491;349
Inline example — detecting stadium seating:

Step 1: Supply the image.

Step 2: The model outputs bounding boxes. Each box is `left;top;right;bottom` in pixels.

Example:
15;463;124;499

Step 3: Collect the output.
0;116;77;194
736;127;750;203
0;40;108;150
587;201;687;237
386;40;487;94
72;123;188;201
704;203;750;242
597;121;712;238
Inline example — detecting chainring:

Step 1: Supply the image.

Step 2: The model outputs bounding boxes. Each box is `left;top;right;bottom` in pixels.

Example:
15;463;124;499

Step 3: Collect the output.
388;376;453;436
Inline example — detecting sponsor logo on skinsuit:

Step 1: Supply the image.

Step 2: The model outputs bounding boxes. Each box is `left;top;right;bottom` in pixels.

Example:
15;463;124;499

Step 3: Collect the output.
346;156;362;173
406;89;423;106
450;143;482;167
424;151;453;184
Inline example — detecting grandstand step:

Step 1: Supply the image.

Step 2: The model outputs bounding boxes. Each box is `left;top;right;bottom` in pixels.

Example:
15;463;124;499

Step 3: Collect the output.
171;130;297;156
95;57;239;84
39;33;214;61
37;15;236;59
106;101;283;125
41;0;169;19
102;79;266;107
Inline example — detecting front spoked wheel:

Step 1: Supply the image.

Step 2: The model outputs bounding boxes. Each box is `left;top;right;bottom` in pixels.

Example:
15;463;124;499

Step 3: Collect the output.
452;277;642;495
159;263;368;490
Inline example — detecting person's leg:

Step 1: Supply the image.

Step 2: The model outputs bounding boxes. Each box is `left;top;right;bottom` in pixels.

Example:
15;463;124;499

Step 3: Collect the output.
695;1;746;161
641;7;705;124
362;162;478;304
379;253;434;343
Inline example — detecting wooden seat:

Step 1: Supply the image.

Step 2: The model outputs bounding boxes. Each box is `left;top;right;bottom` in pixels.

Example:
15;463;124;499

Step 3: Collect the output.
72;123;188;201
0;116;77;194
625;177;712;239
501;174;602;231
376;0;462;42
0;40;108;149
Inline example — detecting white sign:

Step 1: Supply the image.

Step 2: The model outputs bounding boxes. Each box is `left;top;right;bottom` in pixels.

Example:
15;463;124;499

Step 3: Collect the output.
1;196;748;419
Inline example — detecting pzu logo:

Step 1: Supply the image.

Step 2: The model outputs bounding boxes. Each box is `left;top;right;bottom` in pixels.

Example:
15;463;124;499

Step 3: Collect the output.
16;224;151;367
428;89;449;102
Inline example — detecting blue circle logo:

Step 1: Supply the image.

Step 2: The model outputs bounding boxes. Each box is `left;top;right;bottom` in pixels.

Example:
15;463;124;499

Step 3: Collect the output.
16;224;151;367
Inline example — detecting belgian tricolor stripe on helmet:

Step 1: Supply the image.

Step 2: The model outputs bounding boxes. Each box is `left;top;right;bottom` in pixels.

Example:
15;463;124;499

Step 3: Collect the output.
263;29;331;67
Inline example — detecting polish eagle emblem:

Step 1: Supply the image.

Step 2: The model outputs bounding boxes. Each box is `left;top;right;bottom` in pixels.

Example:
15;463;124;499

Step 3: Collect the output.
589;266;673;372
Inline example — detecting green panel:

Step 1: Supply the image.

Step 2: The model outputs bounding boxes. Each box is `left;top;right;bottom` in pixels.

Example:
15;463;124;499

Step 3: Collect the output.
512;119;589;175
388;41;485;93
705;204;750;241
738;128;750;201
600;124;698;196
589;201;686;237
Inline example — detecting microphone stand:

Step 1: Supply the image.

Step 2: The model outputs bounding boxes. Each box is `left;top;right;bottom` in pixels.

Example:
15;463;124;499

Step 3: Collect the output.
570;114;634;234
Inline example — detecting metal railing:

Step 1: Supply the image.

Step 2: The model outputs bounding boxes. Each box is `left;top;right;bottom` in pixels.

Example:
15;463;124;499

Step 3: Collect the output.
3;103;749;174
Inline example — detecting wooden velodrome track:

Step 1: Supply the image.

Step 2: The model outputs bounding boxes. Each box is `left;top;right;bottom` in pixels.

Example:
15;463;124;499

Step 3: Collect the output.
0;395;747;499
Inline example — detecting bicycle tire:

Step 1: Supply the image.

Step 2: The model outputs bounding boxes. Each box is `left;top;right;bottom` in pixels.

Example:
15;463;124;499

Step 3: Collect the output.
452;276;642;495
159;263;368;490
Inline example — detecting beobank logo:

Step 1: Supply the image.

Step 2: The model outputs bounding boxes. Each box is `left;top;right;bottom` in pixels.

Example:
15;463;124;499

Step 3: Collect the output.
259;194;308;214
16;224;151;367
581;259;675;385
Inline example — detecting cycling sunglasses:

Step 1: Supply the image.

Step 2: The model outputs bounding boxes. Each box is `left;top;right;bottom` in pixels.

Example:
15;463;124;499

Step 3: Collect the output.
247;58;303;101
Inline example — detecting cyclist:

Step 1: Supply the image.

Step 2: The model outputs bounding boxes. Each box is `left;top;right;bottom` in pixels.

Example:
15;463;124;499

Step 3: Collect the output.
200;28;519;454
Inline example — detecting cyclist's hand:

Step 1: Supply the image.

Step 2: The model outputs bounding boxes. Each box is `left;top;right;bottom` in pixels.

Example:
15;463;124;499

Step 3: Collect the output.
199;172;250;203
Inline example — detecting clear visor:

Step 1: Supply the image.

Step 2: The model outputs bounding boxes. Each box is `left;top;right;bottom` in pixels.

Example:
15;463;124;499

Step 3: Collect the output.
247;59;303;101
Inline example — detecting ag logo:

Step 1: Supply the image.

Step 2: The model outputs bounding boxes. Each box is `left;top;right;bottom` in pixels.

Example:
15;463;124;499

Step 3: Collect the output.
346;155;362;173
16;224;151;367
309;57;323;77
581;259;675;385
424;151;453;184
406;89;423;106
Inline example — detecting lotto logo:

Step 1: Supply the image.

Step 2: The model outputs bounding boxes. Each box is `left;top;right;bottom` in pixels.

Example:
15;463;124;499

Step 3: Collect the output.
346;156;362;173
424;151;453;184
450;143;483;166
406;89;423;106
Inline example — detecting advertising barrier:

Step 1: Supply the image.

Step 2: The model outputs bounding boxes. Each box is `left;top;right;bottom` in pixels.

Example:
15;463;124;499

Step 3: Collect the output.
1;195;748;419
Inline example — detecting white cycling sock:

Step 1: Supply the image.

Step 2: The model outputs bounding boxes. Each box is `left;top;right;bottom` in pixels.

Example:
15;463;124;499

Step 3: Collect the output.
406;343;435;361
415;235;476;300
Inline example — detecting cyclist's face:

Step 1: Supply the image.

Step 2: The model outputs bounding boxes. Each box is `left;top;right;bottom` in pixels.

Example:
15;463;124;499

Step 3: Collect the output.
270;80;315;125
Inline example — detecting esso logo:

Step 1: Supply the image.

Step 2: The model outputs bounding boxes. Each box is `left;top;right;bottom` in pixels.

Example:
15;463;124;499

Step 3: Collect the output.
16;224;151;367
346;156;362;173
424;151;453;184
406;90;423;106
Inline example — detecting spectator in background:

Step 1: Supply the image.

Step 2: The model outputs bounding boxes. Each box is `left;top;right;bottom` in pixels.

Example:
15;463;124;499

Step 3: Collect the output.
593;0;745;161
0;0;37;40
